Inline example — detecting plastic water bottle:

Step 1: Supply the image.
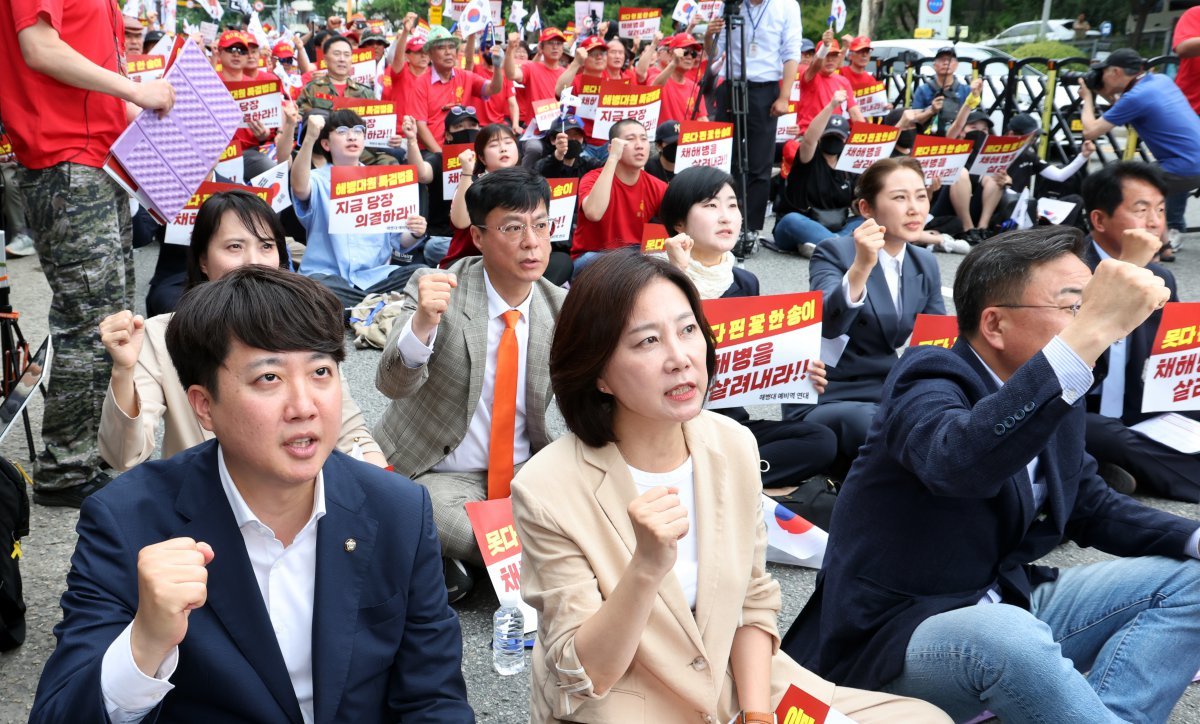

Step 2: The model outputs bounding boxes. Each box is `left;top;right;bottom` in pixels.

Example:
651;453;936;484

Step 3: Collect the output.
492;592;525;675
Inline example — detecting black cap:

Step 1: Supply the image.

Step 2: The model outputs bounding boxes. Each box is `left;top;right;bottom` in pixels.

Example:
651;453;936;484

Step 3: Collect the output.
444;105;479;126
1091;48;1143;73
822;114;850;139
934;46;957;59
1007;113;1040;136
656;120;681;145
966;110;993;129
547;114;585;135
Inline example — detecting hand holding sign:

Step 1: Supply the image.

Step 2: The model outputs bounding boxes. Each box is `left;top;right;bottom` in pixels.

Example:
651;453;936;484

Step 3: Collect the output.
809;359;829;395
852;217;887;271
414;272;459;344
407;214;428;237
627;486;689;579
1119;228;1163;268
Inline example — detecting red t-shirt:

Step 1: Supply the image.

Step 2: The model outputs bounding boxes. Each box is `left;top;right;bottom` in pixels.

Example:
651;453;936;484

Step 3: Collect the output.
520;60;565;107
572;168;667;257
839;67;877;92
795;70;858;134
474;64;515;126
1175;8;1200;113
385;64;429;120
660;75;705;124
412;68;487;147
439;224;478;268
1;0;127;169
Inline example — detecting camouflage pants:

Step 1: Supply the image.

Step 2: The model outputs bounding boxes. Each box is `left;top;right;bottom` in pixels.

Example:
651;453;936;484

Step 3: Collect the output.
19;163;133;490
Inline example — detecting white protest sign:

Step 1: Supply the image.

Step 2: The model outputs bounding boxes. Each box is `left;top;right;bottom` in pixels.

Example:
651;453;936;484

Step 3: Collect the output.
911;134;974;185
331;97;397;149
226;77;284;129
968;132;1034;177
592;81;661;141
835;121;900;174
328;166;421;235
1142;303;1200;413
618;6;662;40
675;121;733;173
546;178;578;244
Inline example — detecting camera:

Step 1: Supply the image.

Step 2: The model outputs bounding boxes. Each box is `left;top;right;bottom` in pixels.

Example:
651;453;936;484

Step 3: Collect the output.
1060;68;1104;93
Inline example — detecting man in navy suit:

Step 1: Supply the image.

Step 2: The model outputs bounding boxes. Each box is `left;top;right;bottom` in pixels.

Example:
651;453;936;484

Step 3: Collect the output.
31;267;473;723
784;226;1200;723
1079;162;1200;501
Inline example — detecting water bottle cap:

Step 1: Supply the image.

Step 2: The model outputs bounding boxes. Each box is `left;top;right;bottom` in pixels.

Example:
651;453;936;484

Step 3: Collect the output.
499;590;523;607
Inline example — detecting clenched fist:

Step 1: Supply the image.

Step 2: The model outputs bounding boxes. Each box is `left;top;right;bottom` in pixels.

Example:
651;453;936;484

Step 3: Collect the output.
412;272;458;344
131;538;215;677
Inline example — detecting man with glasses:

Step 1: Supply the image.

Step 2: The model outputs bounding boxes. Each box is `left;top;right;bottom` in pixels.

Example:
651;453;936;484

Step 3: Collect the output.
785;224;1200;723
375;167;566;602
651;33;708;125
1077;162;1200;501
412;25;501;155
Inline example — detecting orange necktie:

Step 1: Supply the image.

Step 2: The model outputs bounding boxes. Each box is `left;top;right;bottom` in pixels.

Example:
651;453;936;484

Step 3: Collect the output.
488;310;520;499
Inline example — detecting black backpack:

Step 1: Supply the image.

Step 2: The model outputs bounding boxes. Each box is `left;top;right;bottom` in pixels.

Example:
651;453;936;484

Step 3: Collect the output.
0;456;30;651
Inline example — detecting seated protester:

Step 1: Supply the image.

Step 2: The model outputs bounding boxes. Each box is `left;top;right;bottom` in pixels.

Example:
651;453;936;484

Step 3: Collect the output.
932;100;1013;245
32;267;473;722
573;118;668;273
782;158;946;471
291;111;433;308
422;106;484;268
505;28;568;169
217;30;299;178
1080;162;1200;501
659;168;839;525
650;34;708;125
643;120;679;183
375;168;566;602
910;45;970;135
783;225;1200;724
534;115;604;179
554;35;618;163
794;29;865;135
98;189;388;472
298;34;375;115
409;27;502;155
1004;113;1092;230
512;249;950;722
767;92;861;257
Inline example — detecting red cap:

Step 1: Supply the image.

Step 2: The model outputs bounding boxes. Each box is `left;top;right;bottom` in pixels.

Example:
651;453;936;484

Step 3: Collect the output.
539;27;566;43
405;36;427;52
848;36;872;52
271;40;294;59
217;30;254;49
821;39;842;53
350;12;366;21
578;35;606;53
668;33;702;50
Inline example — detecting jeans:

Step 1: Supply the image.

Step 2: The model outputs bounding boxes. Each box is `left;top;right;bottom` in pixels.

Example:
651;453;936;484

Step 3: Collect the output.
882;555;1200;724
423;236;451;267
582;143;609;163
772;212;863;252
1166;191;1188;233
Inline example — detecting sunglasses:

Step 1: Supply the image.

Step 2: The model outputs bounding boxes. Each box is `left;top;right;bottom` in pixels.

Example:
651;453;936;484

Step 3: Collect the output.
279;57;295;65
222;45;249;55
682;49;700;58
333;125;368;139
448;105;477;117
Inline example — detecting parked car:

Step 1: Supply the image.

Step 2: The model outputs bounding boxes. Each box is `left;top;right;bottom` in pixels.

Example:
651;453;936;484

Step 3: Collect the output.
980;18;1100;48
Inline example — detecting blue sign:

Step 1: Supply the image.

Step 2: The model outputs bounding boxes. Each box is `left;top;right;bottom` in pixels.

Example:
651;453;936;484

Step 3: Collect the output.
927;0;944;13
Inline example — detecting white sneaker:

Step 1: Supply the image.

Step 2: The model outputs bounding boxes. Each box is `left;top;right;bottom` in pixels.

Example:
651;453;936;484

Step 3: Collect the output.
799;242;817;258
939;235;972;254
4;232;34;258
1167;229;1183;252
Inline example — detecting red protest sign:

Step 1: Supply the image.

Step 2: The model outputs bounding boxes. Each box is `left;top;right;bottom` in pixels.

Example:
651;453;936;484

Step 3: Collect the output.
1144;302;1200;412
909;314;959;349
775;684;830;724
640;222;669;253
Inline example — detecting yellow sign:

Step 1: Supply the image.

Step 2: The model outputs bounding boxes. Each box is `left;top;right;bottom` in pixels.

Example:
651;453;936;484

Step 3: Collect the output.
914;28;934;39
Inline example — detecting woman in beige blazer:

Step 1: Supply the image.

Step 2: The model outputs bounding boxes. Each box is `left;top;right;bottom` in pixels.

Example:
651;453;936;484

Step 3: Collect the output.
512;250;949;723
98;190;384;471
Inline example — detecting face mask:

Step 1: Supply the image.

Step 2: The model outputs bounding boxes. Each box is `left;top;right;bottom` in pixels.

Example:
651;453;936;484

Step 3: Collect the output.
449;128;479;145
661;143;677;163
819;136;846;156
964;129;988;146
565;139;583;160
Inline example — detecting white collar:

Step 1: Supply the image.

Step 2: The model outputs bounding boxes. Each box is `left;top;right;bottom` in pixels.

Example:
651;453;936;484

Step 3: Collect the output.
217;444;326;536
483;269;533;323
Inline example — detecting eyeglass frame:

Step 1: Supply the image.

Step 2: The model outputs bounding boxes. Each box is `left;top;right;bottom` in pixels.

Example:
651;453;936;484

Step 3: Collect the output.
992;302;1082;317
471;219;556;239
332;125;368;139
448;105;478;117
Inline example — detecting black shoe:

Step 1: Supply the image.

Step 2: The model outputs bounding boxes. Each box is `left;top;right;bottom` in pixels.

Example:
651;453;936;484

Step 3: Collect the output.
33;472;112;508
1098;462;1137;496
733;230;759;261
443;557;475;604
963;228;989;246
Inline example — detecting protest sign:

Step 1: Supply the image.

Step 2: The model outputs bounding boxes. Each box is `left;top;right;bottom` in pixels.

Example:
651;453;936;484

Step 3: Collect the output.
214;143;245;184
441;143;473;200
331;97;397;149
532;98;562;134
546;178;578;244
852;79;889;117
618;7;662;40
575;1;604;34
465;498;538;633
675;121;733;172
640;222;669;253
574;76;611;120
248;161;292;212
1142;302;1200;413
776;99;798;143
593;81;661;141
446;0;467;19
489;0;503;24
126;54;167;83
165;182;273;245
328;166;420;235
835;121;899;173
911;134;974;185
968;133;1034;177
199;20;219;43
702;292;823;409
908;314;959;349
318;49;378;87
226;77;284;129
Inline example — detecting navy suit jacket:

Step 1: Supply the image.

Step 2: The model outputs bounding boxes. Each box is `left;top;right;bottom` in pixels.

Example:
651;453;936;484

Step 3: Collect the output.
31;441;473;723
782;341;1199;690
810;236;945;404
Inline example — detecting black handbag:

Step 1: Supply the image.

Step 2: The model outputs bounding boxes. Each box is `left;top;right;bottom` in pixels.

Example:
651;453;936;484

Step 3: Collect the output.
770;478;839;532
805;206;851;231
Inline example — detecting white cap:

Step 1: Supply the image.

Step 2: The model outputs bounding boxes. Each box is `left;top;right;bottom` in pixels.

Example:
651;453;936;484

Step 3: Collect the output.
499;590;523;608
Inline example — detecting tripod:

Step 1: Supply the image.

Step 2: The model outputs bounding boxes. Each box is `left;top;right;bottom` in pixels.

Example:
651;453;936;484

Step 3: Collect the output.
0;281;36;461
718;0;752;259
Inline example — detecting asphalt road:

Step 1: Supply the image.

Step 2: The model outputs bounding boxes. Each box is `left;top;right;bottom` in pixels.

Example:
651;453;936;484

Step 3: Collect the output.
1;217;1199;722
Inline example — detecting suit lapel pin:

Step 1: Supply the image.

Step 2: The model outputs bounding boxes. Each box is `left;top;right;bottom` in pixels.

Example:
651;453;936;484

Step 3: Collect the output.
344;538;357;552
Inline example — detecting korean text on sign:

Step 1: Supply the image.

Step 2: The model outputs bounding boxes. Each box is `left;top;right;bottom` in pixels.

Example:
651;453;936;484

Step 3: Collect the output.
835;121;900;174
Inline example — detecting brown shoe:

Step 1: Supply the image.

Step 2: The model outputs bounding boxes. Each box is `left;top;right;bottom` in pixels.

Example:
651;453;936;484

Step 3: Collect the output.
1097;463;1137;496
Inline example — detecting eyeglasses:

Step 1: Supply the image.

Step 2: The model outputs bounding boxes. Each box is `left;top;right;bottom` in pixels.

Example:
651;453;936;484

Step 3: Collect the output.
993;302;1082;317
223;45;249;55
472;220;555;239
333;125;367;139
279;57;295;65
448;105;477;117
682;49;700;58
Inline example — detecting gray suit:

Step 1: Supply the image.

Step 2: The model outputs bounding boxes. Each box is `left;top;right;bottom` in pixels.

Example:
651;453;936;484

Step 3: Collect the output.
374;256;565;561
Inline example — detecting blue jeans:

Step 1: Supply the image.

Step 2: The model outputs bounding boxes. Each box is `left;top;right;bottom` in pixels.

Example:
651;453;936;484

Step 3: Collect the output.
1166;192;1188;233
582;143;609;163
882;555;1200;724
772;212;863;251
423;236;451;267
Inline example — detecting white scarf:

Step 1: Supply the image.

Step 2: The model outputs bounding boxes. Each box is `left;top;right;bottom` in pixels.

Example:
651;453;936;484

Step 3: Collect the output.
688;252;736;299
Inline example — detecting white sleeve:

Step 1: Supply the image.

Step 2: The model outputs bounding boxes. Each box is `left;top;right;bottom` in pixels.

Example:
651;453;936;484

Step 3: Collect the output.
101;622;178;723
395;316;438;368
1038;152;1087;183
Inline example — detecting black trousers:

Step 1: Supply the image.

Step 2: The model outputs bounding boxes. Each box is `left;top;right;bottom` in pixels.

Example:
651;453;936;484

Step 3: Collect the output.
1085;412;1200;502
716;80;779;232
720;407;838;486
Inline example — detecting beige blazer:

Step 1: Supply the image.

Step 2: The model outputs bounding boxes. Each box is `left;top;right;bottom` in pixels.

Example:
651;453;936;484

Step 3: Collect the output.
98;313;382;471
511;411;833;723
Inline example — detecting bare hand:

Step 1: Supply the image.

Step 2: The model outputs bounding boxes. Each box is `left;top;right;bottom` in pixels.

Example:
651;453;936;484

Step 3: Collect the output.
280;99;300;127
1081;140;1096;159
413;272;458;342
831;89;848;107
1077;81;1093;103
673;47;685;62
929;96;944;114
809;359;829;395
130;538;214;677
662;233;694;271
99;311;146;371
1118;228;1163;268
407;214;427;238
770;96;789;117
401;115;418;141
458;148;476;177
1065;259;1170;362
705;18;725;36
387;134;405;148
608;136;627;160
628;486;689;579
969;78;983;96
305;113;326;142
821;28;834;45
248;118;271;142
403;12;418;32
132;79;176;116
553;132;570;160
851;217;887;270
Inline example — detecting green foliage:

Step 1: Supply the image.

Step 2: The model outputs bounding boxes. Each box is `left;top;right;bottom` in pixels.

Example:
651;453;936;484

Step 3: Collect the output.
1008;40;1087;63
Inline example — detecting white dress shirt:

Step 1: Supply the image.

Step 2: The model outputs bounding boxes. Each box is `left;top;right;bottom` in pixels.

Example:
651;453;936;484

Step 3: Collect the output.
1091;242;1128;418
628;458;699;610
841;245;907;312
396;270;533;472
713;0;803;82
100;445;326;723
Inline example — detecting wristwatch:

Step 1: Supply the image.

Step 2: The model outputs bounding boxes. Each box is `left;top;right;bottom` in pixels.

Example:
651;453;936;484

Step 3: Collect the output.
738;712;775;724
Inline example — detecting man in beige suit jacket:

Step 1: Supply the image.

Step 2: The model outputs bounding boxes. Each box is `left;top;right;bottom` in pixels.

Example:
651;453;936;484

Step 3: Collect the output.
374;168;565;599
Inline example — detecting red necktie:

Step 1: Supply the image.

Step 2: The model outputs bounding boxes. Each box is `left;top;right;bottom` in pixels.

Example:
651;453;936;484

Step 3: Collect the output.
488;310;520;499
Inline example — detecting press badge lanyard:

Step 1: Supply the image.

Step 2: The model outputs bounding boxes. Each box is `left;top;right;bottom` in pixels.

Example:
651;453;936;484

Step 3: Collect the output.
747;0;773;58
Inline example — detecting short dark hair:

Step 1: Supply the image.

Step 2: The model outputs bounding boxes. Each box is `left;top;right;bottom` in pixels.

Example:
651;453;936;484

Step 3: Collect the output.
473;123;520;177
323;34;353;55
165;266;346;398
855;156;924;208
465;167;549;226
187;190;291;289
1081;161;1167;217
551;249;716;448
609;118;645;140
953;226;1088;338
317;109;366;161
659;166;737;235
